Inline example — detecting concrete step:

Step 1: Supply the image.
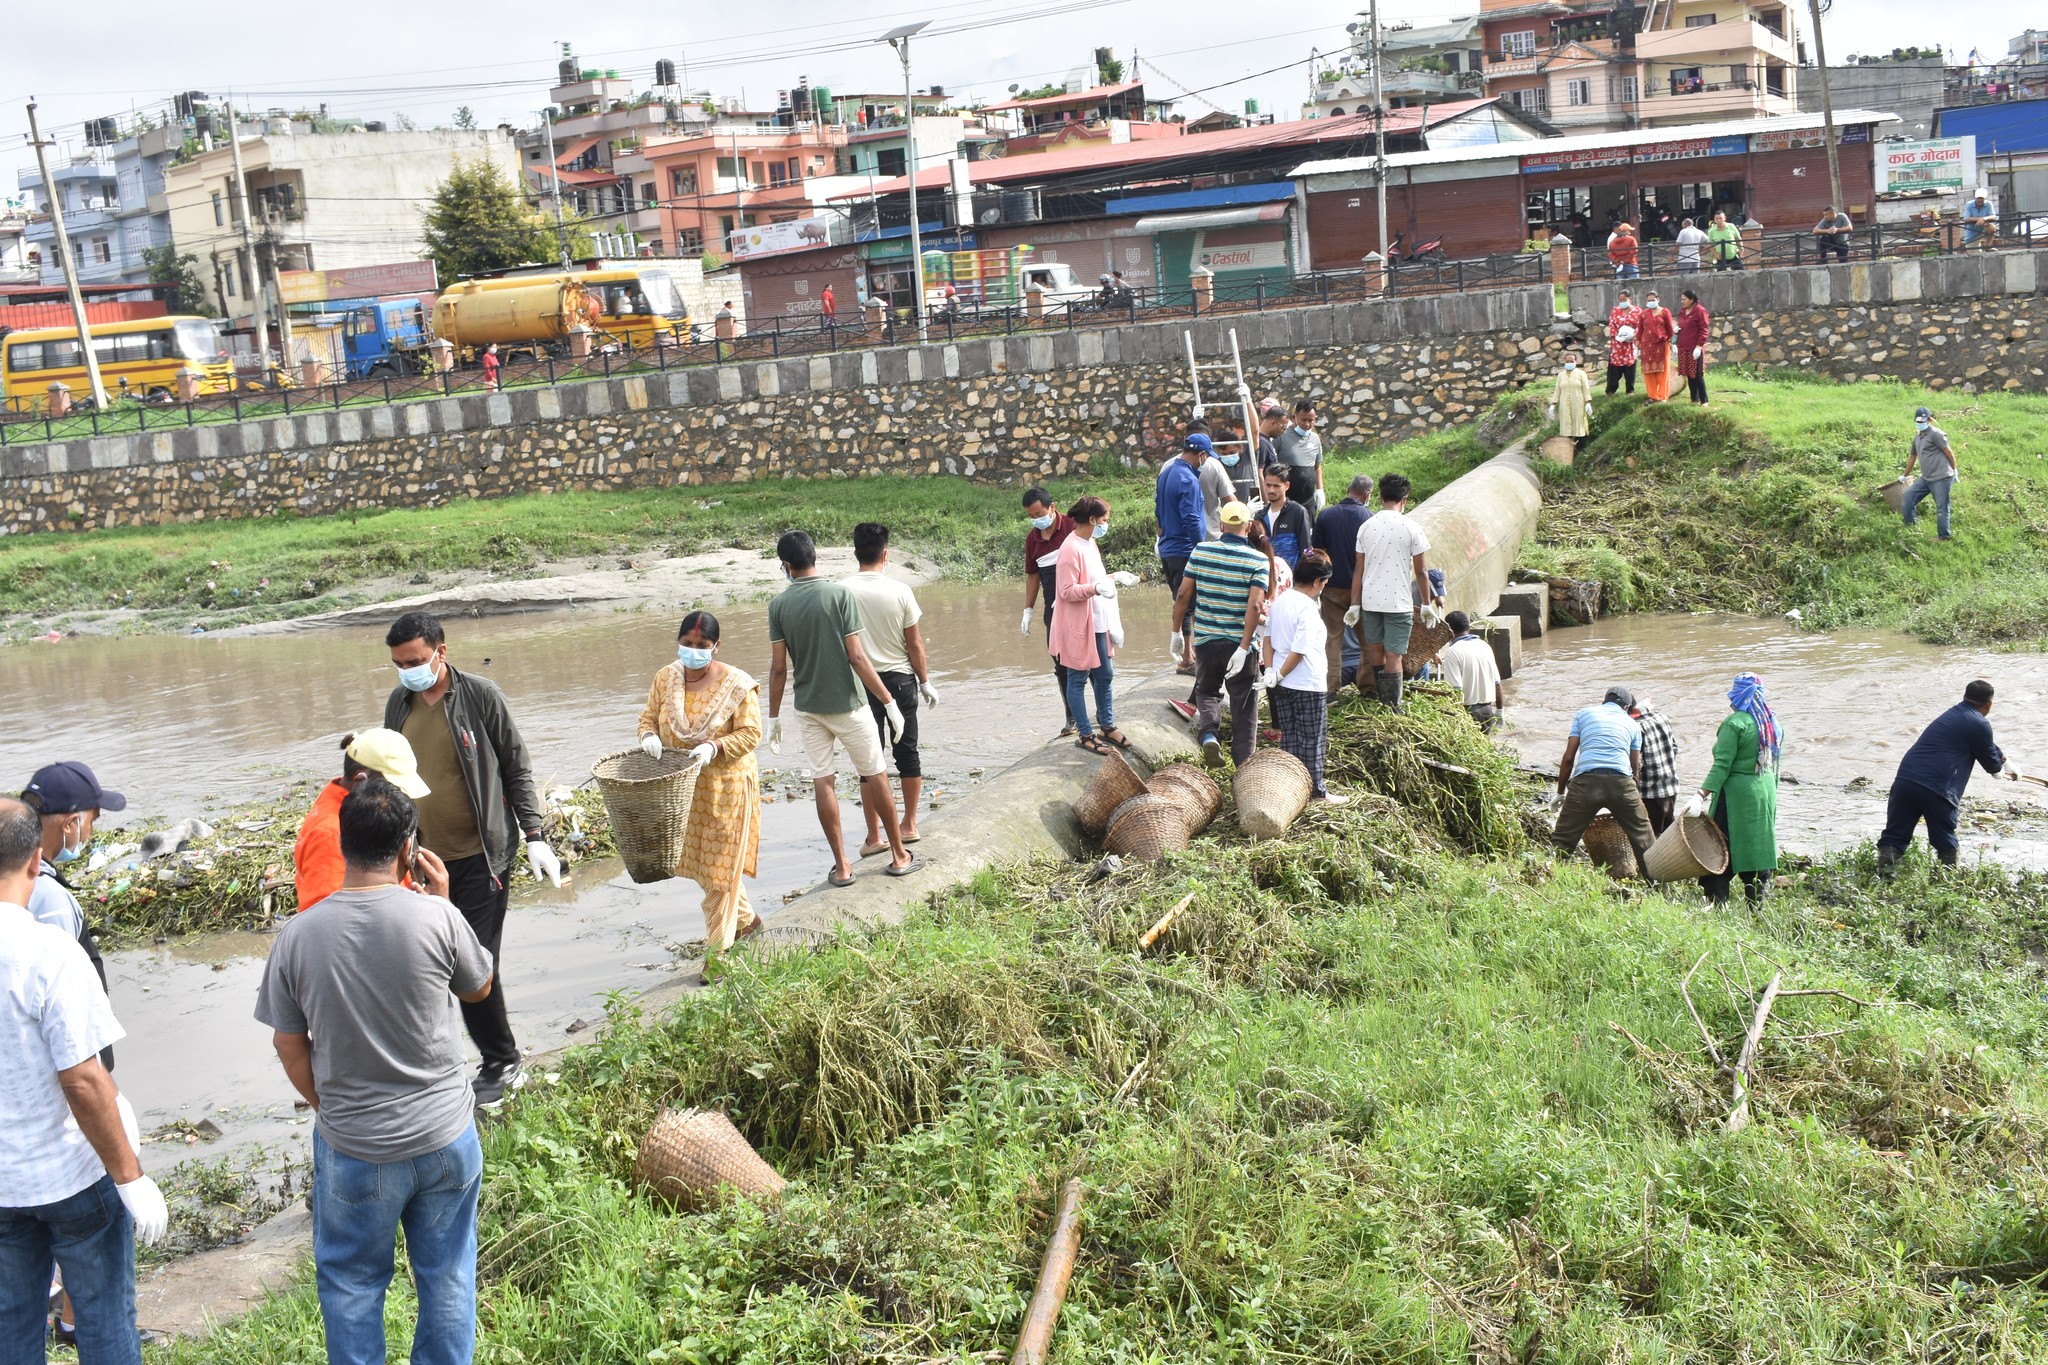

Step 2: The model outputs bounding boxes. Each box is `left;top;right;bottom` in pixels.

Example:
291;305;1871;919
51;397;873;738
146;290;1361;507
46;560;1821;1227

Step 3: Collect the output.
1481;615;1525;679
1493;583;1548;639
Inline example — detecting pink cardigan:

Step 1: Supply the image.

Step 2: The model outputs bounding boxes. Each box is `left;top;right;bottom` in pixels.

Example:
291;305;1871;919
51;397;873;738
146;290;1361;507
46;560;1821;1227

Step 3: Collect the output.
1049;532;1112;670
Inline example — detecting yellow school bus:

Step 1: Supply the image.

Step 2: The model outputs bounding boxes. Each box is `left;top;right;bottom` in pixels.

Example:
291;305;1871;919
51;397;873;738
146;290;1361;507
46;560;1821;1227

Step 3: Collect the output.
462;266;689;351
0;316;235;405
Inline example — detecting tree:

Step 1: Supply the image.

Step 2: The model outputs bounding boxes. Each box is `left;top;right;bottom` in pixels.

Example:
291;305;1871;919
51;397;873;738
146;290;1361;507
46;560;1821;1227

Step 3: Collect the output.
454;105;476;130
1095;47;1124;85
143;245;210;315
1015;82;1067;100
420;158;555;282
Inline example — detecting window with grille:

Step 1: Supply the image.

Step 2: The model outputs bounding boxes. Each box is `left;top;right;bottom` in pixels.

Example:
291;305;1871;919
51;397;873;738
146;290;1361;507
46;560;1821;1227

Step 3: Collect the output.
1567;79;1591;106
1504;30;1536;57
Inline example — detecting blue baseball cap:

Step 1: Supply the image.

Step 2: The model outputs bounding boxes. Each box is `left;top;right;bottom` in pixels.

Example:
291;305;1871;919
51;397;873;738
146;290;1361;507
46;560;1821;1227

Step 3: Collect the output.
1184;432;1215;455
22;761;126;816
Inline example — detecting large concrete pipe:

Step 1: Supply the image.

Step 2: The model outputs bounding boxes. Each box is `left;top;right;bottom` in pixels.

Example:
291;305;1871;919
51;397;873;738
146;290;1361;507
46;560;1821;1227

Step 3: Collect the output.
1408;441;1542;618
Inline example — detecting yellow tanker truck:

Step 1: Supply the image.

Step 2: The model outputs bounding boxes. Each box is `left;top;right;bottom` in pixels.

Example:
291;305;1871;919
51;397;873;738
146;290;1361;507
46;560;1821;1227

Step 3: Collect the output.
433;278;602;361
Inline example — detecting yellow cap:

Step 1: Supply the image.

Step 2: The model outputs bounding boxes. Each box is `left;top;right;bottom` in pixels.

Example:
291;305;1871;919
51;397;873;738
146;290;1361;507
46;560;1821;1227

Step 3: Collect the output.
1219;500;1253;527
345;728;430;799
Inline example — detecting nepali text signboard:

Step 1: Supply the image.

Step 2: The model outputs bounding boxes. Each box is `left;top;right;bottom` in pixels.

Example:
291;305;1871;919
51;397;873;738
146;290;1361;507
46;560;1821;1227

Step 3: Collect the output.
278;261;439;305
1633;134;1750;164
728;216;846;259
1875;137;1977;195
1521;145;1631;175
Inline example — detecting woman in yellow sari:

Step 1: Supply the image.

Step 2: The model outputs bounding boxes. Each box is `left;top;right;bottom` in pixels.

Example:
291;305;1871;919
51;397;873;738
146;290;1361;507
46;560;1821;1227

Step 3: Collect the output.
635;610;763;951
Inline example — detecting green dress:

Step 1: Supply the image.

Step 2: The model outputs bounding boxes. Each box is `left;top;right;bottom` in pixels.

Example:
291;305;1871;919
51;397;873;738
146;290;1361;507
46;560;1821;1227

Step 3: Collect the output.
1701;710;1778;873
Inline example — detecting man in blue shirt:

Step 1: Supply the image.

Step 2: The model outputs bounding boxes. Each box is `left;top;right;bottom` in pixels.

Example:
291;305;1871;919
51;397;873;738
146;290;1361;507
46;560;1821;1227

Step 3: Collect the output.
1153;438;1207;600
1550;685;1655;871
1877;679;2007;873
1962;190;1994;248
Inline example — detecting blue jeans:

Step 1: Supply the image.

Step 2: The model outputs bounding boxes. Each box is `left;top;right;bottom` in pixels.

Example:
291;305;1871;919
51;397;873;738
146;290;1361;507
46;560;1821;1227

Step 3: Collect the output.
1063;632;1115;737
1902;475;1952;537
0;1175;138;1365
313;1125;482;1365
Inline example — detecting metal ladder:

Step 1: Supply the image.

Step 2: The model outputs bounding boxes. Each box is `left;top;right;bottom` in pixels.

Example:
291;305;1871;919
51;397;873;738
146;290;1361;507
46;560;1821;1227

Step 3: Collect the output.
1182;328;1259;464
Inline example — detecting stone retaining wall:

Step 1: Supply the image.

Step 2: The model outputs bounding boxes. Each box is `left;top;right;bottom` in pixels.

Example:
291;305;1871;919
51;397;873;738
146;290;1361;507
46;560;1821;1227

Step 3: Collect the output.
3;251;2040;532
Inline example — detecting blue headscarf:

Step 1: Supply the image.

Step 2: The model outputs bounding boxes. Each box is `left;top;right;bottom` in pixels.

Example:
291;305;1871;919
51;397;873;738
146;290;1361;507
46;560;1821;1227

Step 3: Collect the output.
1728;672;1781;769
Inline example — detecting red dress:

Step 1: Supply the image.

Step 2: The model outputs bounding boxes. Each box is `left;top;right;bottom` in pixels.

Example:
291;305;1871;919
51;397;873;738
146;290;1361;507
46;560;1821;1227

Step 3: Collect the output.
1607;304;1641;368
1675;304;1711;379
1636;307;1674;373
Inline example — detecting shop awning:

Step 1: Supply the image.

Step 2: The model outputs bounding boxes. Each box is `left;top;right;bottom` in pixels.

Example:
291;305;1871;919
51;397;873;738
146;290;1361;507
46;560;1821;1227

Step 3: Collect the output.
1130;203;1290;235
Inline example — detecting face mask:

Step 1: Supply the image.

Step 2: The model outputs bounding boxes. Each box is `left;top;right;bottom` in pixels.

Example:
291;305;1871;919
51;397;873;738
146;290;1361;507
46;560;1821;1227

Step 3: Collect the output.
54;819;89;863
1030;514;1053;531
677;644;714;669
1646;300;1659;308
1219;453;1239;467
1564;363;1577;371
1091;522;1109;539
397;659;438;692
1915;419;1931;430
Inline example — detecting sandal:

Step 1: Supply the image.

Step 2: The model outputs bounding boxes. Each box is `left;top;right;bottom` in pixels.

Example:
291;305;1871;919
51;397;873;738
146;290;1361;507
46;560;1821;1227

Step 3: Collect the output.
1075;734;1112;755
827;869;855;889
1100;729;1132;750
858;841;889;858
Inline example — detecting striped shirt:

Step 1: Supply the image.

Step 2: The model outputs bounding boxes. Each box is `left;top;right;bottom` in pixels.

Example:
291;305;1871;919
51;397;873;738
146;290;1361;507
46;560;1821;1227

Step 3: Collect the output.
1185;535;1269;645
1634;707;1682;799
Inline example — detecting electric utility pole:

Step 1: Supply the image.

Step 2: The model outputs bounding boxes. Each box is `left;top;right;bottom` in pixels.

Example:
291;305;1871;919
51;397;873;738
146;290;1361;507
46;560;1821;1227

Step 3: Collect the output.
223;98;271;374
1369;0;1388;260
541;105;571;266
25;99;109;407
1807;0;1843;212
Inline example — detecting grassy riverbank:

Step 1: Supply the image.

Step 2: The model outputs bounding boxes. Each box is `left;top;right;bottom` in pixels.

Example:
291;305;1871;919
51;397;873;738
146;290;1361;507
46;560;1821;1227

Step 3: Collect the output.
158;695;2048;1363
0;438;1479;637
1524;372;2048;644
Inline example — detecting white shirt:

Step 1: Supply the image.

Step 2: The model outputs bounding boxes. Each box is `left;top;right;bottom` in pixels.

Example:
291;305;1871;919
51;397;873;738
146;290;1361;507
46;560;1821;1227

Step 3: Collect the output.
1676;225;1709;264
1265;588;1327;692
0;901;124;1207
840;570;923;676
1439;635;1502;707
1353;509;1431;613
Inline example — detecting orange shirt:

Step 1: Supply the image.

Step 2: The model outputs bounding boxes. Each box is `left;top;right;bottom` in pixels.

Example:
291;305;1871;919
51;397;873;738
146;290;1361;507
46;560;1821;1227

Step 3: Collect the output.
292;781;350;912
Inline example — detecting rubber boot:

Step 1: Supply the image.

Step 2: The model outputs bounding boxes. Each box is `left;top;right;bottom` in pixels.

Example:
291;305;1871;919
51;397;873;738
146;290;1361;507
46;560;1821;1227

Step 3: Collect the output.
1875;845;1900;880
1376;671;1404;712
1936;846;1959;868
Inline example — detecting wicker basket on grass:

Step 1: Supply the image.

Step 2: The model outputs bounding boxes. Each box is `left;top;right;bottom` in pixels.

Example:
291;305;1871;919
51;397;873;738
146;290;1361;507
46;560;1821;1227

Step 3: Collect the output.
590;748;707;884
1876;476;1911;513
1232;748;1313;840
1582;813;1638;879
1643;813;1730;881
1073;750;1149;838
1104;793;1191;863
632;1107;786;1211
1148;763;1223;834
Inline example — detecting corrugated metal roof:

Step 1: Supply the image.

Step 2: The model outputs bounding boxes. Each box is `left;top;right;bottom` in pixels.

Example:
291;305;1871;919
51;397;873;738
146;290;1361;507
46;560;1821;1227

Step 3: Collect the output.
1292;108;1901;179
1130;203;1288;234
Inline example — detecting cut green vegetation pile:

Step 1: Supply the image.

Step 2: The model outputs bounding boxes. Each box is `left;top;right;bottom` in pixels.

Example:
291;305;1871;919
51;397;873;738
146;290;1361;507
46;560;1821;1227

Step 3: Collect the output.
164;701;2048;1363
70;786;611;944
1520;371;2048;643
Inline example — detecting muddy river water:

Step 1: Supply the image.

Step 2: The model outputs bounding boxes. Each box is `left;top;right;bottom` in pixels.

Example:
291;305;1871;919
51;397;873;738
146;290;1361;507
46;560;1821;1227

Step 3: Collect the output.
6;592;2044;1165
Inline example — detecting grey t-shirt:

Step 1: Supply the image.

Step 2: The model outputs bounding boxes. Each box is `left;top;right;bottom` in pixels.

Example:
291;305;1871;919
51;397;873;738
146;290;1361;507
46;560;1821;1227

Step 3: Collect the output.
1913;426;1955;480
255;884;493;1163
1197;457;1235;539
1274;424;1323;471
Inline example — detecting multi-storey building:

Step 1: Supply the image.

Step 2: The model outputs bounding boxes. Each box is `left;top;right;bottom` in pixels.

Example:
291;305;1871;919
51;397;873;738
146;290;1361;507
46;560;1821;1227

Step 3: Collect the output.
1480;0;1798;131
1306;17;1489;118
162;123;518;327
13;122;182;289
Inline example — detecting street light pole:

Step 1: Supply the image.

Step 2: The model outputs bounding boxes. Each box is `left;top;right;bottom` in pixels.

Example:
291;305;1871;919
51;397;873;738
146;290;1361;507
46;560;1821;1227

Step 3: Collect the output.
882;21;932;343
1806;0;1843;213
541;105;571;266
1368;0;1388;262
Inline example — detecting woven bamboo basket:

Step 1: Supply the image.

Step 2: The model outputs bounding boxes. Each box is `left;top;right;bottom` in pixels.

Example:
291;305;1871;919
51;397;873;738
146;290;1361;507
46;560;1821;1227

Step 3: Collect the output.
591;748;706;884
1073;750;1148;837
1876;476;1911;513
632;1107;786;1211
1581;813;1638;879
1232;748;1313;840
1148;763;1223;834
1104;794;1191;863
1403;617;1458;678
1643;812;1731;881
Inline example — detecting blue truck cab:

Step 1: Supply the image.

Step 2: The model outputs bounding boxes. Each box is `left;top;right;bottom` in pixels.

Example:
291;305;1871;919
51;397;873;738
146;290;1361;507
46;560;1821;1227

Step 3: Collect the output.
303;295;433;380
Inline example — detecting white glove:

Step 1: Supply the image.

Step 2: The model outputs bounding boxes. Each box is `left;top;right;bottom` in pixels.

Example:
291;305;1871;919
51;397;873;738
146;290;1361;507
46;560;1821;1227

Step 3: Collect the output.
1585;402;1593;417
1684;792;1710;818
526;839;563;887
1342;605;1361;627
1109;570;1140;588
117;1174;169;1246
1095;580;1118;599
1169;631;1185;657
769;717;783;755
1692;347;1702;360
687;742;716;766
1019;607;1033;635
1227;646;1250;676
1420;603;1444;628
639;734;663;759
1258;667;1280;690
918;679;938;707
883;698;906;741
1547;405;1556;421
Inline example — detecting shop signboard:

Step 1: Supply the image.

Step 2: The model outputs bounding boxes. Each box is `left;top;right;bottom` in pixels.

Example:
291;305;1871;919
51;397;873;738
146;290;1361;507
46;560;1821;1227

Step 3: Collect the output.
1521;145;1631;175
278;260;438;305
1634;135;1749;164
1875;137;1977;194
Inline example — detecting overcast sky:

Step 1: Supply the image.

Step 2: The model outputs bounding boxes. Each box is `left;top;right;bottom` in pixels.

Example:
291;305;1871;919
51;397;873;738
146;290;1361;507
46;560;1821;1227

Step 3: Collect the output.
1;0;2027;172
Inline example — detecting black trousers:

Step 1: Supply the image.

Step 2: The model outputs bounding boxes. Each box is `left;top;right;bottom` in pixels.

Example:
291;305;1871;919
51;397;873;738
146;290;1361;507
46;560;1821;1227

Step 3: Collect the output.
1878;780;1960;863
1686;372;1709;405
1816;236;1848;262
445;853;517;1069
1605;362;1636;394
1194;639;1259;765
866;669;922;776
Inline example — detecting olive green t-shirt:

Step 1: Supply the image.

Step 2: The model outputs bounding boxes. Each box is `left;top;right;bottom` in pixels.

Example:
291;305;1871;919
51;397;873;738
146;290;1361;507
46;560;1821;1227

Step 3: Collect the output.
767;576;866;715
402;698;484;860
